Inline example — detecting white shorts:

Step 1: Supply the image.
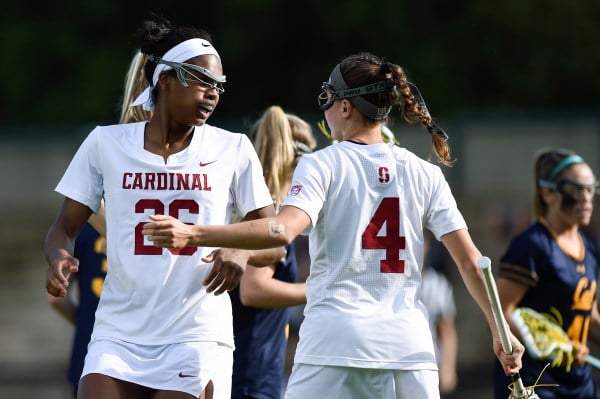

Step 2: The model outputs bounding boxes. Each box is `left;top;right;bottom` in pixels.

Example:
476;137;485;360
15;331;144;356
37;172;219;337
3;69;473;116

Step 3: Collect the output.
81;338;233;398
284;364;440;399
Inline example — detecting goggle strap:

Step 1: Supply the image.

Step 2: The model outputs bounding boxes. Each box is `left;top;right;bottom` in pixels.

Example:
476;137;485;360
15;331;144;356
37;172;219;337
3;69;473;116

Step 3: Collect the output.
538;180;557;190
539;178;599;193
329;63;392;120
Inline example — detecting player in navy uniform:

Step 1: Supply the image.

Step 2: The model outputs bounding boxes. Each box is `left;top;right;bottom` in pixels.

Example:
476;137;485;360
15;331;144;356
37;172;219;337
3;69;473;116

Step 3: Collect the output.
230;243;298;399
494;148;600;399
230;106;314;399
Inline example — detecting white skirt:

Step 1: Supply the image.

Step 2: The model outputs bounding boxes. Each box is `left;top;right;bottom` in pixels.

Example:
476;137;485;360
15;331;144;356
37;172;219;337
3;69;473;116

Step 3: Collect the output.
81;338;233;398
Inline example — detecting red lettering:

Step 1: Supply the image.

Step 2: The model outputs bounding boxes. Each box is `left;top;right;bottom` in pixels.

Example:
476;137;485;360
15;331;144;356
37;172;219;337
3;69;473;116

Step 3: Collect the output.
144;173;156;190
177;174;190;190
132;173;143;189
122;172;132;189
121;172;212;192
191;174;202;190
157;173;167;190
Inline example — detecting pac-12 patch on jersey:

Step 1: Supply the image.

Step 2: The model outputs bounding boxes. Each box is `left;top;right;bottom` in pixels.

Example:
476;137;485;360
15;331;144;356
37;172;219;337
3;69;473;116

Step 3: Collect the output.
289;185;303;196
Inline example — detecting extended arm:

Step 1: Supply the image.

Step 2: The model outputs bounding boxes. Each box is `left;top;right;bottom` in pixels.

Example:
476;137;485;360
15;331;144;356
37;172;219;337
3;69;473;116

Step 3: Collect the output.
441;228;524;376
241;205;287;267
143;205;311;251
143;205;310;295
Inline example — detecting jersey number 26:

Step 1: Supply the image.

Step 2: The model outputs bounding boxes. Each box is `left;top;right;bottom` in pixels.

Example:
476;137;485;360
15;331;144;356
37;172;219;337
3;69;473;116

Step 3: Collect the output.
134;199;198;256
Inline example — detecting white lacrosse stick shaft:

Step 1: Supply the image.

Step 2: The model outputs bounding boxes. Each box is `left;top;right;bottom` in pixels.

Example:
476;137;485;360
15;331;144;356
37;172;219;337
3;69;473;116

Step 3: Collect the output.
478;257;539;399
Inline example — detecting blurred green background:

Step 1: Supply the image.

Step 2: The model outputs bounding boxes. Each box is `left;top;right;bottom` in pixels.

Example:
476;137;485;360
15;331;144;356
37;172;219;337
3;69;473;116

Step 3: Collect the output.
1;1;600;398
1;0;599;129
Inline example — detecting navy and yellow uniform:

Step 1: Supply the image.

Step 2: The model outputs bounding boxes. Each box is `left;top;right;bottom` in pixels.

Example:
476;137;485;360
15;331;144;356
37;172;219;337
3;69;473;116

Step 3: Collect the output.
67;223;107;394
493;221;599;399
229;243;297;399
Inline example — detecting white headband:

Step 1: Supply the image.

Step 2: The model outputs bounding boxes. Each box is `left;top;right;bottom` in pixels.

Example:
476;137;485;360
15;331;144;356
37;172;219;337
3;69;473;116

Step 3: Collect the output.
130;38;222;111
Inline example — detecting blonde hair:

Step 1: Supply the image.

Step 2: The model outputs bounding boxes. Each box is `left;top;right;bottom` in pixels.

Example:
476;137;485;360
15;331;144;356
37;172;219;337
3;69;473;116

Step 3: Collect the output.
252;106;316;209
119;51;153;123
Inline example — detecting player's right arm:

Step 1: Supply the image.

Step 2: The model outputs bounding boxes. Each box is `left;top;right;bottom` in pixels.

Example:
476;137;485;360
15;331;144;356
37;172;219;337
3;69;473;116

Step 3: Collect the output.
45;198;92;298
241;205;287;267
200;204;287;295
441;229;524;376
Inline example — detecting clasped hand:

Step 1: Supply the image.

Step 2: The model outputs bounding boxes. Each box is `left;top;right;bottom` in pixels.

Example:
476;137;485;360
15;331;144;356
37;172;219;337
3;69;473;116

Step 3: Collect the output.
493;331;525;376
142;214;194;249
143;214;247;295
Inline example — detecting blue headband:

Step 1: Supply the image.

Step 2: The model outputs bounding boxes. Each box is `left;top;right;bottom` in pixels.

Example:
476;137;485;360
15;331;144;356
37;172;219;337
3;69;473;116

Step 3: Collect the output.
547;154;584;181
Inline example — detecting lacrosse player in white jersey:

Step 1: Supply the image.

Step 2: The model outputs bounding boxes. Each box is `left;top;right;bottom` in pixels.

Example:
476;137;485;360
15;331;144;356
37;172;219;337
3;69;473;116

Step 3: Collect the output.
142;52;524;399
45;16;284;399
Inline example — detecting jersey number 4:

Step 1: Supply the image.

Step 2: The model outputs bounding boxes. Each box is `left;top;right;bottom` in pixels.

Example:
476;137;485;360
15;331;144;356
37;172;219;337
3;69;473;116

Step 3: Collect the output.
361;197;405;273
134;199;198;255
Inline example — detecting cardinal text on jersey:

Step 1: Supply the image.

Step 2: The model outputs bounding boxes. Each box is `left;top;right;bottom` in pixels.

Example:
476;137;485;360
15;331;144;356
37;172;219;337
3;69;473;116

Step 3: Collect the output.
122;172;212;191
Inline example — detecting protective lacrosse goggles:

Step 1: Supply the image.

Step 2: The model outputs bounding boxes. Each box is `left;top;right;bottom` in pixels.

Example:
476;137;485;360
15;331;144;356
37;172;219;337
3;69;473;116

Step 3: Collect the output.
317;80;393;111
539;178;600;199
155;58;226;94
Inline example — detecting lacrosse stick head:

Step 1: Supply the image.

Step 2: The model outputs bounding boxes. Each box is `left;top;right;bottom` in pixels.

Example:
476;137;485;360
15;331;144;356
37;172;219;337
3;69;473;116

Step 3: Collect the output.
508;388;541;399
512;307;574;371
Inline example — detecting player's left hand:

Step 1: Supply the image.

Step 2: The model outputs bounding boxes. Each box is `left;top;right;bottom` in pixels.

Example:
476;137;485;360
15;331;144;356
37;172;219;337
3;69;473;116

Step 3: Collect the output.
142;214;194;249
202;248;248;295
572;341;589;367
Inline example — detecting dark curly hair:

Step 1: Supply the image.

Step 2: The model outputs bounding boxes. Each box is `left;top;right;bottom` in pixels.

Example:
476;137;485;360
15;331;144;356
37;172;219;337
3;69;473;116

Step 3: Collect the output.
135;16;213;102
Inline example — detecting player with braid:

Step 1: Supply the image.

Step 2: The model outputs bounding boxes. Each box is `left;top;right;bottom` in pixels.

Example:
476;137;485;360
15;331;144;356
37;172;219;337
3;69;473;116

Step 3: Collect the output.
142;52;524;399
45;16;283;399
494;148;600;399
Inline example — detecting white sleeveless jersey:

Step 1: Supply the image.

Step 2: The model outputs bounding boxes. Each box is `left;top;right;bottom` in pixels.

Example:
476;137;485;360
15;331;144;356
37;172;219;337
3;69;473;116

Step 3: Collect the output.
282;141;467;369
55;122;272;347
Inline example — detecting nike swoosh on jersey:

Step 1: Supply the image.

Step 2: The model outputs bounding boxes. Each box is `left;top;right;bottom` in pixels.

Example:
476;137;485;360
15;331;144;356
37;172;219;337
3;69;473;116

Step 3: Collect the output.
179;372;196;378
199;161;217;167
